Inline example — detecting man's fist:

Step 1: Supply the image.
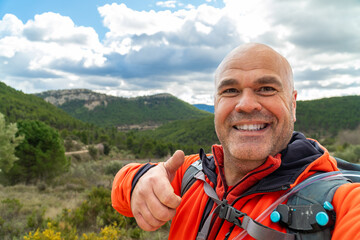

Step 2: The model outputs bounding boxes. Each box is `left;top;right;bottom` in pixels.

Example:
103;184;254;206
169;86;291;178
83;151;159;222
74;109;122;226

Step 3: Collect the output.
130;150;185;231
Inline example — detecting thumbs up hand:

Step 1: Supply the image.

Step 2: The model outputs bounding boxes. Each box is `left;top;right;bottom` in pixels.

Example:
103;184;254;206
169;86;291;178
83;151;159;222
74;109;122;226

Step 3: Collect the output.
130;150;185;231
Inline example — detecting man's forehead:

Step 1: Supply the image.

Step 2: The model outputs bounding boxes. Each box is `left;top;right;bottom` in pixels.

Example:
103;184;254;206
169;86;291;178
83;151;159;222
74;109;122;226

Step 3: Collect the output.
217;47;291;81
220;50;283;72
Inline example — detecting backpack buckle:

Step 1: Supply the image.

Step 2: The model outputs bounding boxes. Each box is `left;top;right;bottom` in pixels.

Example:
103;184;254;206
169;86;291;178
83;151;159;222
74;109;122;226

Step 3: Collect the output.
219;200;246;228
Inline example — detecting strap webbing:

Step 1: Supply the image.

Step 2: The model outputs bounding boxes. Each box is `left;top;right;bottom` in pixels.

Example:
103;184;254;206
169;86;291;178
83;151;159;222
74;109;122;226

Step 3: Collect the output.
194;171;296;240
194;171;222;240
242;215;295;240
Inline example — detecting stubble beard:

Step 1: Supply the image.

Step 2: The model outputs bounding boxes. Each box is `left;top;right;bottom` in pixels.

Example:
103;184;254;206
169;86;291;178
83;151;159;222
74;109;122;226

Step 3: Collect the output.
217;109;295;165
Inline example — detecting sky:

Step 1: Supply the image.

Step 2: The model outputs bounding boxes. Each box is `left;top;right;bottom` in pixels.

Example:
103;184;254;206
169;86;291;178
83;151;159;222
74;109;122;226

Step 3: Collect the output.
0;0;359;105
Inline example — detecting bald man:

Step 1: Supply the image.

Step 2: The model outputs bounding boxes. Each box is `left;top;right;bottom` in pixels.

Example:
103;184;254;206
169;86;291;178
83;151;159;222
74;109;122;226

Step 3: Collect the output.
112;43;360;240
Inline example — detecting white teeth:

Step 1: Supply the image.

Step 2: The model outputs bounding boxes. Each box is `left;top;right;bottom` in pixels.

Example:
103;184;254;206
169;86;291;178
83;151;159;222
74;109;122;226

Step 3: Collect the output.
235;123;266;131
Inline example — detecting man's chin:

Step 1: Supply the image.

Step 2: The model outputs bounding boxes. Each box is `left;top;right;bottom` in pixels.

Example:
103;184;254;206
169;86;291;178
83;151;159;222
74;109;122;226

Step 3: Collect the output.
229;145;270;162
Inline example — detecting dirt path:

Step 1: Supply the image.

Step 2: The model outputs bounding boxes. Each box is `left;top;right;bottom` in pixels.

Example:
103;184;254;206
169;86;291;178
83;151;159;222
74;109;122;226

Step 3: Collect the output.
65;150;89;156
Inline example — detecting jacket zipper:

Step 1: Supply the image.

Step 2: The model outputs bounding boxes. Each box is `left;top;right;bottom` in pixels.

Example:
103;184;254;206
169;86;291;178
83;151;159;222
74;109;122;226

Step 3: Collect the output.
224;224;235;240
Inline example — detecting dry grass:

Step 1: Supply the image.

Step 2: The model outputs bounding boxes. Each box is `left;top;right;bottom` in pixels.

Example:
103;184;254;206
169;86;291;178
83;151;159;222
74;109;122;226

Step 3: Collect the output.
0;154;120;229
0;151;169;239
338;125;360;145
0;184;86;219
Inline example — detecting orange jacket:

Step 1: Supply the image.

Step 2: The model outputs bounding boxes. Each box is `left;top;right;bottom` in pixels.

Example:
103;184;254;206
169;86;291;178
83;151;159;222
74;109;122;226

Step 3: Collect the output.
112;133;360;239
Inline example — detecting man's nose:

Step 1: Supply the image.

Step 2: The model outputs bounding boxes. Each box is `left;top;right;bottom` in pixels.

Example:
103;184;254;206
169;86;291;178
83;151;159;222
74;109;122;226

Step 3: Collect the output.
234;89;262;113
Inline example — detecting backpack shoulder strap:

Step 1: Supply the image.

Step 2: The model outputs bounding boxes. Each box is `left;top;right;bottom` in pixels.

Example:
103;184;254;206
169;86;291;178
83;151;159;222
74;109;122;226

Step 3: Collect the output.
181;159;203;197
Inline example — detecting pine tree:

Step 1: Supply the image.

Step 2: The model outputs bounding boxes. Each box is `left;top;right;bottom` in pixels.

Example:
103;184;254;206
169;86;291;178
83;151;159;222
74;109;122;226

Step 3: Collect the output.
0;113;24;174
6;120;69;184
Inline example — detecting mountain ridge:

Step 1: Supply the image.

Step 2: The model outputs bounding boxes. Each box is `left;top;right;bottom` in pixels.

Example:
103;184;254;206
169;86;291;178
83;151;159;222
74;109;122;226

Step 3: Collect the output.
0;82;89;130
36;89;211;128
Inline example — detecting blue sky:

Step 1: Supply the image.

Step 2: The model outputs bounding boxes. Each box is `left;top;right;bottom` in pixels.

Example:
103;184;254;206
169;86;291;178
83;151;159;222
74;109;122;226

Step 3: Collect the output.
0;0;359;104
0;0;224;40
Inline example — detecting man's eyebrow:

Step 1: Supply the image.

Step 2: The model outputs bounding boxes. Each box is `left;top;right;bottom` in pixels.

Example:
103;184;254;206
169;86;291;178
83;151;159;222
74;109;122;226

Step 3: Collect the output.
216;79;238;91
255;76;282;87
216;76;282;91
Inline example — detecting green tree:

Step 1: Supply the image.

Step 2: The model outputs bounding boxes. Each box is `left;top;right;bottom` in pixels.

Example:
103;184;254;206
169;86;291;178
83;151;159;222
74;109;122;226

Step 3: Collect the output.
0;113;24;174
6;120;69;184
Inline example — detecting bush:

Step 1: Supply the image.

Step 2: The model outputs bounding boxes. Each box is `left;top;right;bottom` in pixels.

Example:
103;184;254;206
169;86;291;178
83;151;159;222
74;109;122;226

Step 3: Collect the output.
58;186;137;234
27;208;46;229
88;146;98;160
335;144;360;163
24;222;62;240
104;161;125;176
0;198;24;238
24;222;128;240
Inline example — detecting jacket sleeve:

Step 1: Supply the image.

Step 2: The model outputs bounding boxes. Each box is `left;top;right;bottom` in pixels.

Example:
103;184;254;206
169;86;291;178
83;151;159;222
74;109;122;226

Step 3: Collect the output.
111;154;201;217
111;162;157;217
331;182;360;239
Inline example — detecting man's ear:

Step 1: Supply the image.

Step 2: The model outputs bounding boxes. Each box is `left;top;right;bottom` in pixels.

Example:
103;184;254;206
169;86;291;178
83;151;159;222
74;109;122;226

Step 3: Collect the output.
292;90;297;122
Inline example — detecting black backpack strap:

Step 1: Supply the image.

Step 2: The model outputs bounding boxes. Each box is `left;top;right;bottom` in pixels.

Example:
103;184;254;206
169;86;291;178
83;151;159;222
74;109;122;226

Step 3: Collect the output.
180;148;217;197
181;159;202;197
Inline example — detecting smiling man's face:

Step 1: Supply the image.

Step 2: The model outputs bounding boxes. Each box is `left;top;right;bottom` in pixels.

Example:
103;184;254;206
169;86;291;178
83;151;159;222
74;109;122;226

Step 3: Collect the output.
214;43;297;164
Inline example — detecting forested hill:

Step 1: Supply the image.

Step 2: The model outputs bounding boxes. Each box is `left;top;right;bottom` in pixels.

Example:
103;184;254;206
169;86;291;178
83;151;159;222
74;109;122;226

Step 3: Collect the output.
295;95;360;136
0;82;88;130
37;89;212;128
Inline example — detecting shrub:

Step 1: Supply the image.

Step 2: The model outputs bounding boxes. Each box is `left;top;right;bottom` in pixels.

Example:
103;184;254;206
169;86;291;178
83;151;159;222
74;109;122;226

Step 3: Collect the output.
24;222;62;240
88;146;98;160
58;186;137;234
0;198;24;238
335;144;360;163
104;161;125;176
27;208;46;229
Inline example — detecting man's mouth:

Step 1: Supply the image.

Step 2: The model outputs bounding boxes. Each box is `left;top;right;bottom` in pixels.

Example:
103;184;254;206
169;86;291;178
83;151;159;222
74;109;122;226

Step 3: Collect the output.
233;123;269;131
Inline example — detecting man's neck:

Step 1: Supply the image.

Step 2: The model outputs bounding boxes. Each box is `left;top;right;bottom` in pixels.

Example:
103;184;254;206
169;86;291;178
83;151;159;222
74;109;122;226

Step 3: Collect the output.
223;157;267;186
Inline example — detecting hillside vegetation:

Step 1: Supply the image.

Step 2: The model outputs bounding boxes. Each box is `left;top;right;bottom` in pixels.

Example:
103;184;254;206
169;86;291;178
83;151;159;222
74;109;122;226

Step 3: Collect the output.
37;90;211;128
0;82;88;130
138;115;217;153
295;96;360;137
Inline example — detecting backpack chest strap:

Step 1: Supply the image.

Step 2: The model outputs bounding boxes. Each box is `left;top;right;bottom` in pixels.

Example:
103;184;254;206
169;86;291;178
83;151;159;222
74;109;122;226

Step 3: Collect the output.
194;171;296;240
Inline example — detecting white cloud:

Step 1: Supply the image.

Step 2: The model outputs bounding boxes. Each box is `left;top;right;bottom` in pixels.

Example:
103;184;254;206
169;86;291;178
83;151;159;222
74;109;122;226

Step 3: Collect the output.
0;12;107;93
184;4;195;9
156;1;177;8
98;3;184;38
0;14;24;37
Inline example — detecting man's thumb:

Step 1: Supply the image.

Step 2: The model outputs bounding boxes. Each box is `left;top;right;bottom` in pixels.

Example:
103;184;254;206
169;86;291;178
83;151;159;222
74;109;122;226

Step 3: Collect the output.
164;150;185;179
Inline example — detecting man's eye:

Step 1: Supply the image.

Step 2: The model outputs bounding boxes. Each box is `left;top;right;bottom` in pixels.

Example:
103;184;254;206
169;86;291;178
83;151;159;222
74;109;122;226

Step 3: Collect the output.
223;88;238;94
258;86;277;95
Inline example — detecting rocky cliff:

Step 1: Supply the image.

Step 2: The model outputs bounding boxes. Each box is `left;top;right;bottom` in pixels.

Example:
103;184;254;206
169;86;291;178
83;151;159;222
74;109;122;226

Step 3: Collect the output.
36;89;112;110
